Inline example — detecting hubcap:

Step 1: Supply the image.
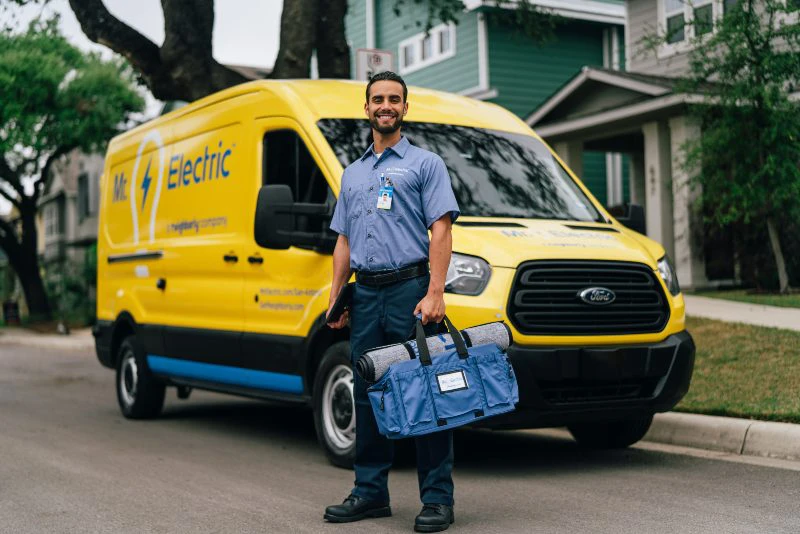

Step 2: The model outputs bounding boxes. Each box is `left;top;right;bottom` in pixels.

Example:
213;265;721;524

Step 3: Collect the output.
322;364;355;450
119;351;138;407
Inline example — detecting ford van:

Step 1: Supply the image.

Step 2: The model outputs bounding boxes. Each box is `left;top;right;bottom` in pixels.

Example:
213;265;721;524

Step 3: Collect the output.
93;80;694;467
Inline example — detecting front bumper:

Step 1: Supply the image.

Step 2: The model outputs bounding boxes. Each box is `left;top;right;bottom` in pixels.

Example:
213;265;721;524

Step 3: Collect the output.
478;330;695;429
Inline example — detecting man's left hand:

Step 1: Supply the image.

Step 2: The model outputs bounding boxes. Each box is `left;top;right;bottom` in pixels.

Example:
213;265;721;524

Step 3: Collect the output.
414;291;446;325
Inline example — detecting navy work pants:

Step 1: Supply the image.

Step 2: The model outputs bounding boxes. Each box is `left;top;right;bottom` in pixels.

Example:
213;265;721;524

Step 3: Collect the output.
349;274;455;506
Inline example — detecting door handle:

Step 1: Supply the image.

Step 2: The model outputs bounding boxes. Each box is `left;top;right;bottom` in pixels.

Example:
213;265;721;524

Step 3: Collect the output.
223;254;238;263
248;255;264;265
156;278;167;291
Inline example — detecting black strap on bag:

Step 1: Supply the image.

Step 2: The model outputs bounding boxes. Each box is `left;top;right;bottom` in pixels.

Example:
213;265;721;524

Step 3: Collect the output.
415;315;468;366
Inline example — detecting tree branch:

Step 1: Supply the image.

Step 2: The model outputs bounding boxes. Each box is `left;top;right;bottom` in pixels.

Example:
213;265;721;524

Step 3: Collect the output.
32;145;76;202
68;0;181;100
0;184;21;209
0;156;26;199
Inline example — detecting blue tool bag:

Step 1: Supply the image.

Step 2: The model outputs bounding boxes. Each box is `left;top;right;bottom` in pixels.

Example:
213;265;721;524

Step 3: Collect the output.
367;316;519;438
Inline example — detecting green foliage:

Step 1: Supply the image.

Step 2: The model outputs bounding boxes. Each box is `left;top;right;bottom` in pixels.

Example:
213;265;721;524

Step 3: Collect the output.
0;17;145;163
678;0;800;226
655;0;800;290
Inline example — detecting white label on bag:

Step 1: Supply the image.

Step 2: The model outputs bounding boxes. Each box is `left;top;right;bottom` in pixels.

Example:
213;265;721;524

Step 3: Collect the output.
436;370;468;393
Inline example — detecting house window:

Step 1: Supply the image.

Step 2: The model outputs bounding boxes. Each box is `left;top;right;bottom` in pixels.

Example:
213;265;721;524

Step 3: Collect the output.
664;0;686;44
694;1;714;35
398;22;457;75
44;203;61;238
660;0;733;52
402;44;414;69
78;172;90;221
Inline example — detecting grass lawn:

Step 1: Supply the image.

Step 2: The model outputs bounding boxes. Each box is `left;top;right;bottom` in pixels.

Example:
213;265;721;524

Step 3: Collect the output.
676;317;800;423
691;289;800;309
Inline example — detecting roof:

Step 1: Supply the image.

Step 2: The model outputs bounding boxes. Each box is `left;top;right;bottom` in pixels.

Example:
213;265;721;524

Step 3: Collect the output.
525;67;715;142
463;0;625;25
526;66;716;127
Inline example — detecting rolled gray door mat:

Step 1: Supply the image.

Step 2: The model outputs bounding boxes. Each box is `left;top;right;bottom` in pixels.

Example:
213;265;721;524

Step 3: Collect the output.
356;321;512;382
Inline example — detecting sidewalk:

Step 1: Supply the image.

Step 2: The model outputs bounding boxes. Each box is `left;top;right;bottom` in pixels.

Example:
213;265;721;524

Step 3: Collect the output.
0;327;94;351
683;294;800;332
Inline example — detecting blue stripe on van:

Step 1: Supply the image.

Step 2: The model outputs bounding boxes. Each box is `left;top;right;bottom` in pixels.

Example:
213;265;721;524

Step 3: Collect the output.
147;355;304;394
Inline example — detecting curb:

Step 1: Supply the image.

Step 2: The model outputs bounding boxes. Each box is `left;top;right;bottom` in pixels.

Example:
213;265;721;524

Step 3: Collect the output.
645;412;800;462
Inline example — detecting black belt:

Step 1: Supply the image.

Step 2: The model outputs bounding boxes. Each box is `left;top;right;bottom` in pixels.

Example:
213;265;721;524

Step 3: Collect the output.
356;261;429;288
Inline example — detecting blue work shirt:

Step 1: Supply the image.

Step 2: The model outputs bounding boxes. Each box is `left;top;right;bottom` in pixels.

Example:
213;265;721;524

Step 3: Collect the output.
330;136;460;271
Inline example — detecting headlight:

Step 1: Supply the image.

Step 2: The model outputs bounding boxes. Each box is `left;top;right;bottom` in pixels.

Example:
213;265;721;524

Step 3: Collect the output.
445;253;491;295
657;255;681;296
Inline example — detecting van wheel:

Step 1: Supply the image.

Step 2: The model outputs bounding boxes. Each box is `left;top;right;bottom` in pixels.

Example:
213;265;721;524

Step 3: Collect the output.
313;342;355;468
116;336;166;419
567;415;654;450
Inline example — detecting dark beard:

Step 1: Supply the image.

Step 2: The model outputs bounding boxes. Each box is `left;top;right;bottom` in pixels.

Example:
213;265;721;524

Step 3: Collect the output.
370;113;403;134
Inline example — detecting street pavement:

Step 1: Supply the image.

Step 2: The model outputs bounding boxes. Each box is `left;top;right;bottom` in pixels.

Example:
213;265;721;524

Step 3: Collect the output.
683;294;800;332
1;342;799;534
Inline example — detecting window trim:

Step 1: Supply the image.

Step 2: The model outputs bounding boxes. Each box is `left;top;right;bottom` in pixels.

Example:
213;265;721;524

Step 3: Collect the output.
398;22;457;75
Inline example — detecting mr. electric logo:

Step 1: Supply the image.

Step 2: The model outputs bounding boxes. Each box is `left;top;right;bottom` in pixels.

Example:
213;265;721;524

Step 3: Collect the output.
140;157;154;212
111;129;234;244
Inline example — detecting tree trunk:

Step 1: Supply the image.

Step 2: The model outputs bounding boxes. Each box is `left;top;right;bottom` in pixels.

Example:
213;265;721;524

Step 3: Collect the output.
316;0;351;79
766;216;791;294
15;256;52;322
271;0;317;78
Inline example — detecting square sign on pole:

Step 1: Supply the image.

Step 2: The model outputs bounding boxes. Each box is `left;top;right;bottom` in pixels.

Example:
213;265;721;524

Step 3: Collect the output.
355;48;394;81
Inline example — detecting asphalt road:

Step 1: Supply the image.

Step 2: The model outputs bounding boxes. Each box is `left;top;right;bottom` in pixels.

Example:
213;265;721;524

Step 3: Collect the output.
1;342;799;534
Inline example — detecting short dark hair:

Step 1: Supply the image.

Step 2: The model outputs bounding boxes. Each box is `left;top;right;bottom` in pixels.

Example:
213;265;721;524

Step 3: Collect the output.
365;71;407;102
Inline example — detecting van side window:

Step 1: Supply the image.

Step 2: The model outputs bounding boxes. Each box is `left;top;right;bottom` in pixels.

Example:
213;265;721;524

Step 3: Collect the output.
262;130;332;205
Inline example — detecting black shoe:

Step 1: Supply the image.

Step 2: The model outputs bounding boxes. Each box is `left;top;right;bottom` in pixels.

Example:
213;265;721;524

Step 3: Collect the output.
414;503;455;532
323;494;391;523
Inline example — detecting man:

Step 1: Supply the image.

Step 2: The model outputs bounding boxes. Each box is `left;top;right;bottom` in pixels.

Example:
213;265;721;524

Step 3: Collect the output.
324;71;460;533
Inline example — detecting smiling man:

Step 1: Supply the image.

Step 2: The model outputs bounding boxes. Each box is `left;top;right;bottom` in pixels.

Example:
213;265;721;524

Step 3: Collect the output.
324;72;460;532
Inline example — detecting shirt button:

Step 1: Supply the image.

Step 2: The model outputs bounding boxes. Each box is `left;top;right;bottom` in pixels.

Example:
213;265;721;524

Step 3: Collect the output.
368;233;373;238
369;186;374;191
367;209;372;214
369;257;374;263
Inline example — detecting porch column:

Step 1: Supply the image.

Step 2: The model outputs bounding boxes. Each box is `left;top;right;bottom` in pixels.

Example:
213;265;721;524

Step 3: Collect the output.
669;115;708;290
553;140;584;180
628;152;646;207
641;121;674;259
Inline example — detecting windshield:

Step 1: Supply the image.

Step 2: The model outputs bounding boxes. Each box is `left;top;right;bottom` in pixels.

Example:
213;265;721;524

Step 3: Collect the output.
317;119;604;222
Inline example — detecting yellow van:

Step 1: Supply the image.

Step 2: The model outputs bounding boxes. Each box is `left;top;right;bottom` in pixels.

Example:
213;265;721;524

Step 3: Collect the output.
94;80;694;466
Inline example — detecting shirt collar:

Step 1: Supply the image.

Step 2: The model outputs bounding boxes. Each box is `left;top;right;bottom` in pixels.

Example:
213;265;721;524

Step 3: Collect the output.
360;136;410;161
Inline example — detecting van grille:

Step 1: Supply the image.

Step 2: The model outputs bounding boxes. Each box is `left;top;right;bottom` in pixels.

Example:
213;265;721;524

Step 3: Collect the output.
508;261;670;336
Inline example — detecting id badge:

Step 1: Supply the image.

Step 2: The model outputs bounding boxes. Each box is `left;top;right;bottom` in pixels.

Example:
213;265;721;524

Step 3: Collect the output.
377;185;393;210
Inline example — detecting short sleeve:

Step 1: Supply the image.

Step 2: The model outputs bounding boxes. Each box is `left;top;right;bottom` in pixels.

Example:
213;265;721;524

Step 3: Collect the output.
421;154;460;228
330;172;349;236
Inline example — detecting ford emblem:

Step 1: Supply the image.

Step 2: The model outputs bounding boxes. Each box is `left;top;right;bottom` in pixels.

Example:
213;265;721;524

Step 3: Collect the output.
578;287;616;306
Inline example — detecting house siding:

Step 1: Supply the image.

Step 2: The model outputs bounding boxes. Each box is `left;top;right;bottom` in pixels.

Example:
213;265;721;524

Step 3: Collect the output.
345;0;368;77
374;2;479;93
627;0;691;76
487;19;613;203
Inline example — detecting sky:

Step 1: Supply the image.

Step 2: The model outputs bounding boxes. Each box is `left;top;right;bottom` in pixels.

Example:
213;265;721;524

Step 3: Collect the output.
0;0;284;215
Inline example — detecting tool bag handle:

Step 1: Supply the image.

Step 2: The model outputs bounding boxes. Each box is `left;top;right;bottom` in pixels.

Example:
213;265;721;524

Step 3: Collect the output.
415;314;468;366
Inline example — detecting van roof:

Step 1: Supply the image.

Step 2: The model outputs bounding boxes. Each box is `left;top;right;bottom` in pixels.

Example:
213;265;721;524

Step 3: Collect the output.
114;79;534;146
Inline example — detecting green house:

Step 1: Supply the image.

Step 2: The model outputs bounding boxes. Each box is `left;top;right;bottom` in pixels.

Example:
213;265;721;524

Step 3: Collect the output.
345;0;628;206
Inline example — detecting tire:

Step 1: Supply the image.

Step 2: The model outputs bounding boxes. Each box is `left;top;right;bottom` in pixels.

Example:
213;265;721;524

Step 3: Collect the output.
312;342;356;468
567;414;654;450
115;335;166;419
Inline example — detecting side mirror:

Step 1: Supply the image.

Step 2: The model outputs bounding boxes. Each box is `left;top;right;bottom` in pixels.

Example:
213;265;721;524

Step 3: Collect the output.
254;184;337;253
607;203;646;235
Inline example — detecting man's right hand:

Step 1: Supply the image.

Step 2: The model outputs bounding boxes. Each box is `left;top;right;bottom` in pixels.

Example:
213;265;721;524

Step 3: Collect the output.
326;301;349;329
